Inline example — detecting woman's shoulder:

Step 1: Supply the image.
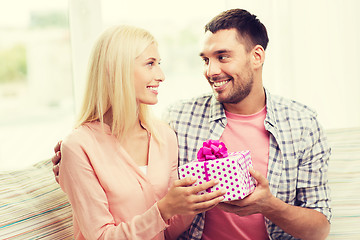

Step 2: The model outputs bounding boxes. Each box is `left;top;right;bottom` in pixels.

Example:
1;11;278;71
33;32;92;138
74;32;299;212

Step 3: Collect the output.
152;119;178;154
62;122;106;148
153;119;176;138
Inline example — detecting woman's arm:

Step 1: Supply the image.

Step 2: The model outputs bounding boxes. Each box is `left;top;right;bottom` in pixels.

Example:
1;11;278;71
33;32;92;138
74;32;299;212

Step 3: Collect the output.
60;139;169;240
60;135;225;240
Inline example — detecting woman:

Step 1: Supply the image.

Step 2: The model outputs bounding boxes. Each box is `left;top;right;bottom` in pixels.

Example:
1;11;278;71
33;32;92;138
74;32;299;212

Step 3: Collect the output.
58;25;225;240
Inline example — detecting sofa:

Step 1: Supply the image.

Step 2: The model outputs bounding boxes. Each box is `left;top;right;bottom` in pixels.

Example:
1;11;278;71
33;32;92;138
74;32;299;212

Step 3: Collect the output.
0;160;73;239
0;128;359;239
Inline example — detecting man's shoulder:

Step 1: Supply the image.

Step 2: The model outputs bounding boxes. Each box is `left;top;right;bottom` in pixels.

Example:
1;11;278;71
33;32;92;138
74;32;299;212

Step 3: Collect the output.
167;92;213;113
163;93;215;129
269;93;317;119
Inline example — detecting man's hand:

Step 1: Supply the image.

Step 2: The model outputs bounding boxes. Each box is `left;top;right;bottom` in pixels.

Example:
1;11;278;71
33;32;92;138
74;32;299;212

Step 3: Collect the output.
51;141;62;183
218;168;330;240
217;168;274;215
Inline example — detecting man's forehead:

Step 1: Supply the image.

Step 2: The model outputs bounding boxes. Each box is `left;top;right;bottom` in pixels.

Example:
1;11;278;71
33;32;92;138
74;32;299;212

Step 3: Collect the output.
200;29;241;56
203;29;237;43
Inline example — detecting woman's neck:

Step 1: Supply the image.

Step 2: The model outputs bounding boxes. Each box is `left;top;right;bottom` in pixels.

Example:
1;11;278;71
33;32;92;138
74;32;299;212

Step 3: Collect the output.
103;108;143;133
103;107;149;166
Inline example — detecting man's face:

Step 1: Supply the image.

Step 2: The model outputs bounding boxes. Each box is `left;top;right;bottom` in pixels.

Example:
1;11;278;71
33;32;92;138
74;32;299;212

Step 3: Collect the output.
200;28;254;104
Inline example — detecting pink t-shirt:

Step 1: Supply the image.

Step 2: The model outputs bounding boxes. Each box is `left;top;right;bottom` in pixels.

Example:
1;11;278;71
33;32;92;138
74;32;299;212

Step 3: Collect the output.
202;106;270;240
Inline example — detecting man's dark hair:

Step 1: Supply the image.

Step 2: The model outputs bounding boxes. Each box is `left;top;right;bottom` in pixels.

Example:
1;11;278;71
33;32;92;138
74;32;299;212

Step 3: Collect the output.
205;9;269;51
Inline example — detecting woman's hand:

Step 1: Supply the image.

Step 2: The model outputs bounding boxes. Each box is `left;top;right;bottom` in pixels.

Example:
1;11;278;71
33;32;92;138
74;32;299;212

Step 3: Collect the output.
157;177;226;221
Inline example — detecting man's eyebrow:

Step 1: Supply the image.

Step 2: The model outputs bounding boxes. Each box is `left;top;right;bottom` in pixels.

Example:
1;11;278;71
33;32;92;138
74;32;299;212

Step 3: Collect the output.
215;49;231;55
199;49;231;57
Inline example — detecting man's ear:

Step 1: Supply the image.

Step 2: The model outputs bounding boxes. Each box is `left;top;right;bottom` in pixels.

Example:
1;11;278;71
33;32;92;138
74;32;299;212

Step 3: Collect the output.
251;45;265;69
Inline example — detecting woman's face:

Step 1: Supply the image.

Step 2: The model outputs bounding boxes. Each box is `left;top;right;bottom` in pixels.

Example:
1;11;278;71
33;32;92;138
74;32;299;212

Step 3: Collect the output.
134;43;165;105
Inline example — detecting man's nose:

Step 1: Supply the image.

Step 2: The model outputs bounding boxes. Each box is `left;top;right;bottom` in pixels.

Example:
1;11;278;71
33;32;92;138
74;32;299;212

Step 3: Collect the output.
205;60;221;77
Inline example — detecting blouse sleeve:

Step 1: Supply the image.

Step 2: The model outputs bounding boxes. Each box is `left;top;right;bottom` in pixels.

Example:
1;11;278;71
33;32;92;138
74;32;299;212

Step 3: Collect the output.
59;136;168;240
162;130;195;239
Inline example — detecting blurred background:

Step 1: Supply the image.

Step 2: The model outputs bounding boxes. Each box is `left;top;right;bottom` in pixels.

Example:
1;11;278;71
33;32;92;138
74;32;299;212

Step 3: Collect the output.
0;0;359;168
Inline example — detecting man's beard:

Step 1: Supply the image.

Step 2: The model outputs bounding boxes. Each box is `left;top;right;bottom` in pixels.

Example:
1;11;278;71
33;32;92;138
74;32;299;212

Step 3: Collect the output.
216;74;254;104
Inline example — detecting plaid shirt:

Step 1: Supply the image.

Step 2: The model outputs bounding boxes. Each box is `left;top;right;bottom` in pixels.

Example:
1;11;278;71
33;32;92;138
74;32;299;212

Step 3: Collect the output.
163;89;332;240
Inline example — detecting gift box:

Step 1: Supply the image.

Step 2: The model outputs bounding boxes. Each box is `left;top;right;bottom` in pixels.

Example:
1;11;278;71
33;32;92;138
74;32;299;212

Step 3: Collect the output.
178;140;256;201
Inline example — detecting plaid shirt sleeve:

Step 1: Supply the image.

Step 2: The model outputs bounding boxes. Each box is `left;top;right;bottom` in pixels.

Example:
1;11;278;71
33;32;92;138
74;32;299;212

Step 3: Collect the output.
297;115;331;215
265;92;332;239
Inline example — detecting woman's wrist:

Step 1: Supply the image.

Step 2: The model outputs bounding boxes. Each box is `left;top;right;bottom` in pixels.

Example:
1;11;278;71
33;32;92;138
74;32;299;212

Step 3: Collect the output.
157;199;172;222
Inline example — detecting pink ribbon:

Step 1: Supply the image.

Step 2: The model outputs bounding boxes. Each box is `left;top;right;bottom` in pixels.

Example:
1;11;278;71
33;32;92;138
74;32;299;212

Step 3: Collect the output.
197;140;228;161
203;161;211;193
196;140;229;193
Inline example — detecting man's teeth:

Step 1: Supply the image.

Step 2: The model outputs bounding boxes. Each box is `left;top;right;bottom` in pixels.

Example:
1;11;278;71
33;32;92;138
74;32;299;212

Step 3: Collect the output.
213;80;229;87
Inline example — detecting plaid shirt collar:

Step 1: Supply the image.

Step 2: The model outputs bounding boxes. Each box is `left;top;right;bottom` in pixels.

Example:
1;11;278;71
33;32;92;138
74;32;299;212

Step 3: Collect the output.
208;88;277;128
209;95;225;122
264;88;277;127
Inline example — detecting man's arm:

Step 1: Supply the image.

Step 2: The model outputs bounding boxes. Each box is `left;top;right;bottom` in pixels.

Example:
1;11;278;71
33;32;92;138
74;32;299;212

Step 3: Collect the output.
51;141;62;183
218;168;330;240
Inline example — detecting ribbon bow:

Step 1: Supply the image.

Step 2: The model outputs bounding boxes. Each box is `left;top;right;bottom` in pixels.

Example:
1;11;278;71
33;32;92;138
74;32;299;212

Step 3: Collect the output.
197;140;228;161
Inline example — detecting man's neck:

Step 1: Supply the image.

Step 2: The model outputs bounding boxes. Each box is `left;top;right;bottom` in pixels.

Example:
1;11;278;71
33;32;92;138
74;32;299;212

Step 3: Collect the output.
223;87;266;115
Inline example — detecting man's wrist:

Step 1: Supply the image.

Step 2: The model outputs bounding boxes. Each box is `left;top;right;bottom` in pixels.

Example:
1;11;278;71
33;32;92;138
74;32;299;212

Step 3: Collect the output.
261;194;288;219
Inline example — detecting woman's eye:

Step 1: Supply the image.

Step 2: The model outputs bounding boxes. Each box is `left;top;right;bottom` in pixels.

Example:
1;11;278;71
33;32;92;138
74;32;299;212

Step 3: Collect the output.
147;62;154;66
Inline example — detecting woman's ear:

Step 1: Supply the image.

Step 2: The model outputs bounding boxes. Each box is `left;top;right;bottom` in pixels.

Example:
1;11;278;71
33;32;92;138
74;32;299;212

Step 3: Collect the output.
251;45;265;69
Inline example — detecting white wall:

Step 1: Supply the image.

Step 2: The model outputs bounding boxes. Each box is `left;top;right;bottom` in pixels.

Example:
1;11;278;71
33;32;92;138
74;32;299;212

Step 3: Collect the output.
70;0;360;130
69;0;103;112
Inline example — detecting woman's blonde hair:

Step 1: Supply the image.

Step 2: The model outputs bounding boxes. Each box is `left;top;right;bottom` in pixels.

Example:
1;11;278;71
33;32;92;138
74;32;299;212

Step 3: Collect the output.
76;25;161;142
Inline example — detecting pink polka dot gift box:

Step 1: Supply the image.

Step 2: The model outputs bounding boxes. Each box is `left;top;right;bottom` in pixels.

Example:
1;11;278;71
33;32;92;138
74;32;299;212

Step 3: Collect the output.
178;140;256;201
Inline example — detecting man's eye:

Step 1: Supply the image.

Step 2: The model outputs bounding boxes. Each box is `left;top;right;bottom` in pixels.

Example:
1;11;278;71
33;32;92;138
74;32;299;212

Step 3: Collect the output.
219;55;229;60
147;62;154;66
202;58;209;64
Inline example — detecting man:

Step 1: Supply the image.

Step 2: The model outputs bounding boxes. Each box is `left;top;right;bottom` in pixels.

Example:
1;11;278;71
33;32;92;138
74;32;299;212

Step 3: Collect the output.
164;8;331;240
53;8;331;239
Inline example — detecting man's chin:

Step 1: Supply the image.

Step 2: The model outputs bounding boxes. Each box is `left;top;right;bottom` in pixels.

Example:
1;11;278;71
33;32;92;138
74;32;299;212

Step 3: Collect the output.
213;92;223;102
213;91;229;103
214;94;228;104
217;97;245;105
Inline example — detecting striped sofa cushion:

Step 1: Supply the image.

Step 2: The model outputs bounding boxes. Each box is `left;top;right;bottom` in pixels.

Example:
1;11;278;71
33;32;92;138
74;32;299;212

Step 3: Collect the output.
0;159;73;239
326;128;360;239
